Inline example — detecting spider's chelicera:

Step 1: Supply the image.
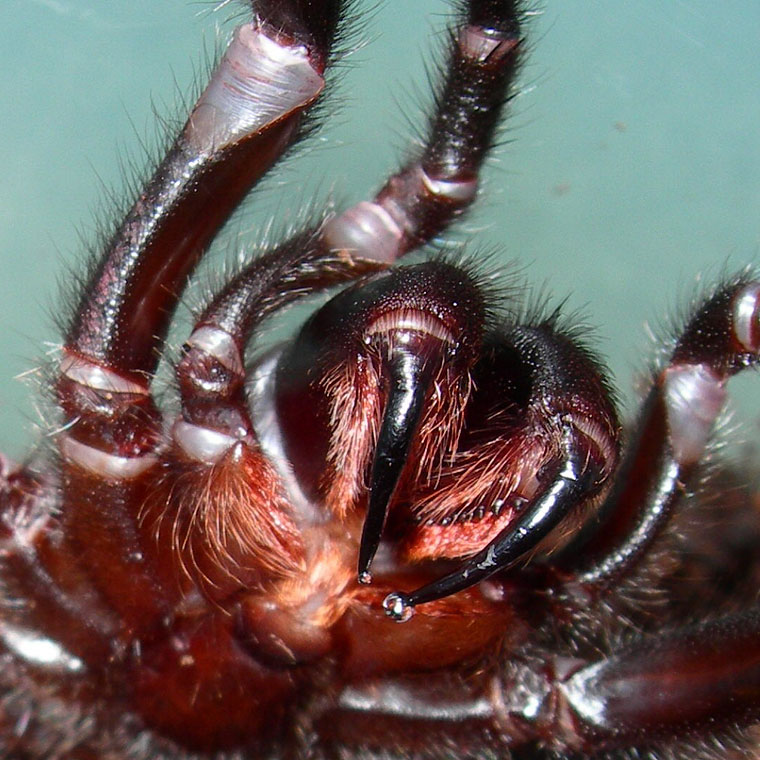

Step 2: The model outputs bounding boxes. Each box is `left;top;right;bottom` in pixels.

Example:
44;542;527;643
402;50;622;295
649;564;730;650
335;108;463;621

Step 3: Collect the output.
2;1;760;758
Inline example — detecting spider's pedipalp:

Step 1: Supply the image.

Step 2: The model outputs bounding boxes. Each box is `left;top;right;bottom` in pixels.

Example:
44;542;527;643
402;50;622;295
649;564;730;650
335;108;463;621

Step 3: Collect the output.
160;224;378;600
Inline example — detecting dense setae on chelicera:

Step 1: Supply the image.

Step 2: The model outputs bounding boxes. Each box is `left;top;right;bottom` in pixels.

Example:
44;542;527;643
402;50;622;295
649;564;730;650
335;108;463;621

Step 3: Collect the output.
2;1;760;758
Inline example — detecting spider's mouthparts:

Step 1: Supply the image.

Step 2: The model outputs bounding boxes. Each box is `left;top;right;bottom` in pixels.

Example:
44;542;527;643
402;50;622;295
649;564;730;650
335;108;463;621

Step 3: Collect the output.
358;346;438;583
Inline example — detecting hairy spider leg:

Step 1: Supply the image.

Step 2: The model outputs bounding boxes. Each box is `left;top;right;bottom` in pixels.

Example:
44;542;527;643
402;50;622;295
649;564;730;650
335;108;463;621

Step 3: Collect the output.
51;1;345;633
557;277;760;594
538;606;760;751
323;0;524;263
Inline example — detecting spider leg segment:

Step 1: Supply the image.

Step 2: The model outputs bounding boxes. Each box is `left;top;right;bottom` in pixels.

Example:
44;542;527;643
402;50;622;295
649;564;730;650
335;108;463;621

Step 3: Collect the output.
324;0;524;263
546;608;760;751
52;0;347;634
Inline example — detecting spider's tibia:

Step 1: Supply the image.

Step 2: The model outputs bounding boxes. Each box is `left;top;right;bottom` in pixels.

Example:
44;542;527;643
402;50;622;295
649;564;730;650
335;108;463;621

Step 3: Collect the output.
415;1;523;190
195;223;378;350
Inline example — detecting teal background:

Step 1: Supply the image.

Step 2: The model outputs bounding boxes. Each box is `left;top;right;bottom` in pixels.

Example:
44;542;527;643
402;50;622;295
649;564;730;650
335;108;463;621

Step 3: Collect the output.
0;1;759;458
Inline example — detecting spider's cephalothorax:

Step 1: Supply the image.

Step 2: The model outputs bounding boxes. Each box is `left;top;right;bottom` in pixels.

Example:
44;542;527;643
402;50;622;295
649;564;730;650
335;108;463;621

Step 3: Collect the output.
2;1;760;759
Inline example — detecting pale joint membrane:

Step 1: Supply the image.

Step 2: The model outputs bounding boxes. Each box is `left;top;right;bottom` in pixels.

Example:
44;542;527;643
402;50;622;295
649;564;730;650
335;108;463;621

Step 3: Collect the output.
60;435;158;480
662;364;726;467
185;326;244;376
733;282;760;352
323;202;403;264
420;169;478;203
173;418;248;466
185;23;324;154
60;351;149;395
323;167;477;264
459;25;520;65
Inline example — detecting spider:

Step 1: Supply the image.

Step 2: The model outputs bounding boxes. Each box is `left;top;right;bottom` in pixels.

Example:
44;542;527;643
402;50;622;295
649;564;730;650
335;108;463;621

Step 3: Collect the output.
2;1;760;759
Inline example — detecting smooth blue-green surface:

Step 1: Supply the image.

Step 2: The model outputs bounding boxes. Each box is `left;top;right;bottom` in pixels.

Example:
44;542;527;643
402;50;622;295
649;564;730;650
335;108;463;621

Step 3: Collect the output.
0;1;759;457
